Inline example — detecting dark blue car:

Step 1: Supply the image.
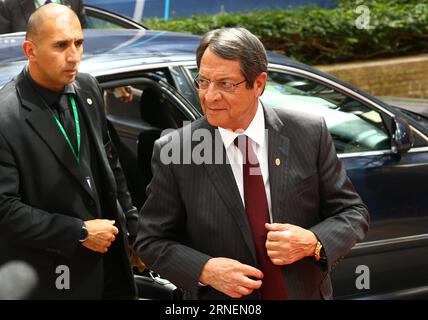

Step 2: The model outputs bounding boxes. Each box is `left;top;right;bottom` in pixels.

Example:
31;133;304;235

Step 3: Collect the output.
0;7;427;299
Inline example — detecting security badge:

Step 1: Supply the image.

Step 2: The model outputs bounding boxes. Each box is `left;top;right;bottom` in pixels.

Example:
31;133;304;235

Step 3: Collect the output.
275;158;281;166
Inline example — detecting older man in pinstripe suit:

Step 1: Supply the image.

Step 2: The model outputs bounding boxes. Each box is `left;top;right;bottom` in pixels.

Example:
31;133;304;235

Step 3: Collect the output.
135;28;369;300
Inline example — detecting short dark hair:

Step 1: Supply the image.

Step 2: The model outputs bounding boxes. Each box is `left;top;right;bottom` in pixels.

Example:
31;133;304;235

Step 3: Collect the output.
196;28;268;88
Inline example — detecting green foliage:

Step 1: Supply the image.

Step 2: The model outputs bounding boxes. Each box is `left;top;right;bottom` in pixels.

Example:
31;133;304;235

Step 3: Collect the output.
143;1;428;64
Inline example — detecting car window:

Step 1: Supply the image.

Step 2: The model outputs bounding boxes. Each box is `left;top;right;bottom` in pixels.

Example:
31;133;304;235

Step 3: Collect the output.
170;67;202;111
261;71;391;154
84;5;146;30
86;15;125;29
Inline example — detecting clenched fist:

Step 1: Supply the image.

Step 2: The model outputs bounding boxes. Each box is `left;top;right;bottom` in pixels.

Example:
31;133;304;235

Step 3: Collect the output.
81;219;118;253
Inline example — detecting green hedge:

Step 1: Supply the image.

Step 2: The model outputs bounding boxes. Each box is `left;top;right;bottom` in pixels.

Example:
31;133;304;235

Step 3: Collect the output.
143;0;428;64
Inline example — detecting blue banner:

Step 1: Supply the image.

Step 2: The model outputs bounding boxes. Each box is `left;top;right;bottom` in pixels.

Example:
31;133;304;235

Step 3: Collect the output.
85;0;337;21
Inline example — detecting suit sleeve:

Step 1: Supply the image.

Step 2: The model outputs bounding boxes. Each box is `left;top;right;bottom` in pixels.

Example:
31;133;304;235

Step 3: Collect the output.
90;75;139;243
0;131;83;259
0;2;12;34
104;129;139;242
134;139;211;293
310;117;370;271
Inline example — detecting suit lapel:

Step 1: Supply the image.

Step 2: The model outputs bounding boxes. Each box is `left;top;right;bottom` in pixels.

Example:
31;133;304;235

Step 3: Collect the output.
264;107;290;223
73;83;116;191
17;71;95;201
201;122;257;262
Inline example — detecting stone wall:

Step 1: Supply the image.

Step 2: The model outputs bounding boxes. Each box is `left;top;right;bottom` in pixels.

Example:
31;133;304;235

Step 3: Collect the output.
316;54;428;99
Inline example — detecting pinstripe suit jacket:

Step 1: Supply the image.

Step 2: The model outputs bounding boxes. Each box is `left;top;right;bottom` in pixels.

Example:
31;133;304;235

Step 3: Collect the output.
135;106;369;300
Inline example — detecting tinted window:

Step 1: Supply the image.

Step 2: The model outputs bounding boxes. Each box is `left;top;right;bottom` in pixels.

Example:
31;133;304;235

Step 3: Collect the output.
170;67;201;111
261;71;391;154
86;16;125;29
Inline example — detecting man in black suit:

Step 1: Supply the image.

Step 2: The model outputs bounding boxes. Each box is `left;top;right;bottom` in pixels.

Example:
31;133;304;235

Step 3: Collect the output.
0;4;140;299
0;0;87;34
135;28;369;299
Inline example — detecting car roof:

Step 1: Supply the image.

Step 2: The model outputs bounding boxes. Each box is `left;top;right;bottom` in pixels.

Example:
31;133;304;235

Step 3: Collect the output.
0;29;306;84
0;29;199;81
0;29;394;115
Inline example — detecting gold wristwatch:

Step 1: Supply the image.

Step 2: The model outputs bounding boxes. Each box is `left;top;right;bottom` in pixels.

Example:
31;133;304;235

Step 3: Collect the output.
314;241;323;261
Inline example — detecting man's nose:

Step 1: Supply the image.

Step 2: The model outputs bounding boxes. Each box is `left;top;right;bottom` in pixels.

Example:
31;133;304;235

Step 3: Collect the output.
66;45;81;63
204;83;221;102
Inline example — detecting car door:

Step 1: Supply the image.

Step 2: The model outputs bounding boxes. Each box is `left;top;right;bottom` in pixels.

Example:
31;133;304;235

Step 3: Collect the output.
98;68;200;209
179;64;428;299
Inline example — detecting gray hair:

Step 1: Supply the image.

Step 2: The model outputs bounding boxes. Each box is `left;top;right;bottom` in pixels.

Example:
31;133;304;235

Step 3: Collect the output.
196;28;268;88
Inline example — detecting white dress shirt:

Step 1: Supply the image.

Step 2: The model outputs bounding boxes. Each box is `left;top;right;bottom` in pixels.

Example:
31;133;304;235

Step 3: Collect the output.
218;101;273;222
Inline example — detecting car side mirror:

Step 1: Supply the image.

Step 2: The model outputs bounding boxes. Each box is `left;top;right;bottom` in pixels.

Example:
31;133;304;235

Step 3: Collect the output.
391;116;414;154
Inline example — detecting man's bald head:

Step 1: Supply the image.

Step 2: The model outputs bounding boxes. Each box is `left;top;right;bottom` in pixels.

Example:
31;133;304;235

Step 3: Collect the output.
26;3;81;41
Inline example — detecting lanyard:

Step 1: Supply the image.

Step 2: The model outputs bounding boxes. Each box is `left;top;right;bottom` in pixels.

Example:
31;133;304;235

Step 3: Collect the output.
40;95;81;163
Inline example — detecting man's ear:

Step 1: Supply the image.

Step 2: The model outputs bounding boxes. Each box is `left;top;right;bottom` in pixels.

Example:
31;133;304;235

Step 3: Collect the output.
254;72;267;97
22;40;37;62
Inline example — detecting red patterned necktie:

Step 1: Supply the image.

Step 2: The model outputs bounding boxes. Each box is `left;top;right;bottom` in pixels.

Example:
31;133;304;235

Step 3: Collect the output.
235;135;288;300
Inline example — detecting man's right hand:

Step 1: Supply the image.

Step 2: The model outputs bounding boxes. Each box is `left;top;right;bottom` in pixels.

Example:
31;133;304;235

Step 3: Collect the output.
81;219;118;253
199;257;263;298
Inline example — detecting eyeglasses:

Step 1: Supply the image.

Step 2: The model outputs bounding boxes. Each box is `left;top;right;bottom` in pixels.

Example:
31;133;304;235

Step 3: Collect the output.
193;75;247;93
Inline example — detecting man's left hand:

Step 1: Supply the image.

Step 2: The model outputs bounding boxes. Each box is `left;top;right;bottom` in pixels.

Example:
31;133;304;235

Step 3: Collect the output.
265;223;318;265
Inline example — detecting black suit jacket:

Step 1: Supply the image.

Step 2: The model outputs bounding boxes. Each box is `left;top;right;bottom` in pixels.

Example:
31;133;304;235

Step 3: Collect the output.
0;70;137;299
135;106;369;300
0;0;87;34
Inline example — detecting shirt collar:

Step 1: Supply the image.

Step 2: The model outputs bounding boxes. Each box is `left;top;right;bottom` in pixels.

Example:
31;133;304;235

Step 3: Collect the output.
25;67;76;107
218;100;265;149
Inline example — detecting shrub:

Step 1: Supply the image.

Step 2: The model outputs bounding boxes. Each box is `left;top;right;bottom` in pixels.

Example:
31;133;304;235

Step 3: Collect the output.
143;1;428;64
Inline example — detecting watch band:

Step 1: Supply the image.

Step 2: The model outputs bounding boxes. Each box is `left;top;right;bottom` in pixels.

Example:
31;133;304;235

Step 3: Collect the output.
314;241;323;261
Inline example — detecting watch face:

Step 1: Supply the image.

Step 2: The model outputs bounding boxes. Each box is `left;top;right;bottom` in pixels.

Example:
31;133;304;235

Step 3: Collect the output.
80;226;88;241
